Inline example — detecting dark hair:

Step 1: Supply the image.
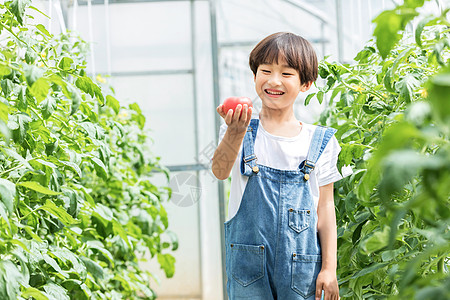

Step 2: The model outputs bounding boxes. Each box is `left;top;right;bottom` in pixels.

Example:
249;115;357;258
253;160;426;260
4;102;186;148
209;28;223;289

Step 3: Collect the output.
249;32;318;84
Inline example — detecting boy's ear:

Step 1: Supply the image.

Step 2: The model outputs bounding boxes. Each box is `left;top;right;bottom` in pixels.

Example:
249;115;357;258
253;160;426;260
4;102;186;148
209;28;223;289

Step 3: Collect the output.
300;81;313;92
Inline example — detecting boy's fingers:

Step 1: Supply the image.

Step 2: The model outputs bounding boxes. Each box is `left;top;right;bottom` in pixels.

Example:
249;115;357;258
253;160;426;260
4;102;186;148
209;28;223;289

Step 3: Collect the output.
245;107;252;125
216;105;223;117
224;109;233;124
315;286;322;300
233;104;242;121
241;104;248;122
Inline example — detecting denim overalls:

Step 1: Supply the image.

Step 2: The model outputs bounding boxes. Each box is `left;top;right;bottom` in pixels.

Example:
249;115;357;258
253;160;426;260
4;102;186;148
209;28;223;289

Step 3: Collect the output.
224;119;336;299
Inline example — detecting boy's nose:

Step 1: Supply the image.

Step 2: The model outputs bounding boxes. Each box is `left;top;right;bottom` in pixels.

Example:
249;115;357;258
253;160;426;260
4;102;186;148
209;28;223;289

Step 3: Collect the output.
268;74;282;86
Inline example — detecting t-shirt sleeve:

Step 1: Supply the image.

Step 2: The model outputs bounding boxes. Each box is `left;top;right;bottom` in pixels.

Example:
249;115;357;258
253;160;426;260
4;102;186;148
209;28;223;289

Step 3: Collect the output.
315;135;352;186
218;123;228;145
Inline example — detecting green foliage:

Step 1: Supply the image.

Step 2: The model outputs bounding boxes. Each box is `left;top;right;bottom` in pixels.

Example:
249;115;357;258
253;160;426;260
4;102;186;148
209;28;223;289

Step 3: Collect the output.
0;1;176;299
309;1;450;299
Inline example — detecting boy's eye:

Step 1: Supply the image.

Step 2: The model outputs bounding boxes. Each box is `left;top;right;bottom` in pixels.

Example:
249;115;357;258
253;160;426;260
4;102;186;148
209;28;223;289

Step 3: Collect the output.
282;73;293;76
261;69;271;73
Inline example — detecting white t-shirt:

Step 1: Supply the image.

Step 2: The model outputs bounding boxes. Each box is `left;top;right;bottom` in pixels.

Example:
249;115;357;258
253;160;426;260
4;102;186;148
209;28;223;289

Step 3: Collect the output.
217;117;352;221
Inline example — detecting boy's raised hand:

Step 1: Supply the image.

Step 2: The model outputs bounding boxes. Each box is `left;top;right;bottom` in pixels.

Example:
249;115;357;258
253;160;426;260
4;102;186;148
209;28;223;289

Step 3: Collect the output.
216;104;253;137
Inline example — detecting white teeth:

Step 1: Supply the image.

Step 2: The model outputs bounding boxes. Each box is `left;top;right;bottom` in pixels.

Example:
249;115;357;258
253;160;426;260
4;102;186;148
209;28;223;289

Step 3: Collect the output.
266;90;284;95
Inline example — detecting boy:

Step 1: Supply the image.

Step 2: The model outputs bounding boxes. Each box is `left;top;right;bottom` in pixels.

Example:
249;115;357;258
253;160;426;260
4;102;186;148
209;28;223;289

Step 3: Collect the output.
212;32;345;300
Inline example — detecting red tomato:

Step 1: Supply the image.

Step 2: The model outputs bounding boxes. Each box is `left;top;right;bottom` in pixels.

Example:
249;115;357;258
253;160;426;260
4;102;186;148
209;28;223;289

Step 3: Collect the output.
222;97;253;117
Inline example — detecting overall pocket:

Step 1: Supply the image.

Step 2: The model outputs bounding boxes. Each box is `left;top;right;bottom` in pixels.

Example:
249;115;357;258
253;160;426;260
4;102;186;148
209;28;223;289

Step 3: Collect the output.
291;253;322;298
229;243;265;287
288;208;311;233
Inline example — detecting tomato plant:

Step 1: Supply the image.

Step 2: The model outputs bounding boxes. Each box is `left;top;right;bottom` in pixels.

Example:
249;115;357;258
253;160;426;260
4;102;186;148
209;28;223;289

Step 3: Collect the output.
0;1;176;299
308;0;450;298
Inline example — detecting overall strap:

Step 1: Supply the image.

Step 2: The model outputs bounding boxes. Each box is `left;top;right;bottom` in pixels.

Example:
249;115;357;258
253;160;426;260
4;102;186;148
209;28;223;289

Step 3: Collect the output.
240;119;260;176
301;125;337;178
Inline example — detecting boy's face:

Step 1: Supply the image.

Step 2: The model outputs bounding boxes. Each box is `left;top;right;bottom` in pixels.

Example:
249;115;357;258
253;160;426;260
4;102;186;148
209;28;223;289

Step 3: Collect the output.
254;58;312;112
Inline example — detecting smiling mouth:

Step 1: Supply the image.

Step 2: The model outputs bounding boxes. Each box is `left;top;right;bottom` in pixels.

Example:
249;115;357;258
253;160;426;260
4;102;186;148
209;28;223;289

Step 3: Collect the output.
265;89;285;95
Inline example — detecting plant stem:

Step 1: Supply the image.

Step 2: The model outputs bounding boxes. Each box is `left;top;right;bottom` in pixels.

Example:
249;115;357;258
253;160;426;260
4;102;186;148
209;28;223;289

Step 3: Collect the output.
437;257;444;273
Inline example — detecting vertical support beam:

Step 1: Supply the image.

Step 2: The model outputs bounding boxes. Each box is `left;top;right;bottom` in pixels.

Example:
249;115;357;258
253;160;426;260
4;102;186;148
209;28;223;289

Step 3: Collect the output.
105;0;112;76
335;0;343;61
72;0;78;31
190;0;203;298
209;0;227;299
320;21;325;59
87;0;96;75
48;0;53;33
368;0;373;33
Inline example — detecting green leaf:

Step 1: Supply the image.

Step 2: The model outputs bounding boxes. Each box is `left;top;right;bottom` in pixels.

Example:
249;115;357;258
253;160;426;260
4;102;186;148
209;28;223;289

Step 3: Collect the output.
39;200;80;226
129;102;142;114
357;122;421;201
22;287;49;300
373;8;418;59
80;256;104;280
60;160;82;178
159;204;168;228
383;70;396;93
10;0;32;25
29;5;50;18
350;262;389;279
85;240;115;267
379;150;424;201
17;181;60;195
24;64;45;86
91;157;107;180
304;93;315;106
396;74;420;103
40;96;57;119
157;253;176;278
361;226;390;253
317;91;324;104
1;79;14;97
0;178;16;214
75;76;104;105
23;225;43;242
0;65;12;77
392;48;414;75
106;95;120;114
428;71;450;122
51;248;86;276
354;46;376;63
166;230;179;251
69;88;82;115
403;0;425;9
43;253;66;275
36;24;52;37
58;57;73;71
0;260;26;299
93;203;114;222
9;113;32;144
43;283;69;300
113;220;131;248
0;202;10;229
381;246;406;262
31;77;50;103
415;16;435;47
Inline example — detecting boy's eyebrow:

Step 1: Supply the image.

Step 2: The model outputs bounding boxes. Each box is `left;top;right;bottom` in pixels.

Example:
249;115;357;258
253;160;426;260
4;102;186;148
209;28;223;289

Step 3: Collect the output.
260;63;295;69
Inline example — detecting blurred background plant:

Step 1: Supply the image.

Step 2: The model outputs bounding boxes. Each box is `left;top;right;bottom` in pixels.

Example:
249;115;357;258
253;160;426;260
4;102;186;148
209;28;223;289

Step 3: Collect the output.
0;1;176;299
308;0;450;298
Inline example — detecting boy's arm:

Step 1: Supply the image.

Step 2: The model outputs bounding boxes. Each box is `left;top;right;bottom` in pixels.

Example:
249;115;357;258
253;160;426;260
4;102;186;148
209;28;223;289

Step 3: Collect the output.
315;182;340;299
317;182;337;271
212;104;252;180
